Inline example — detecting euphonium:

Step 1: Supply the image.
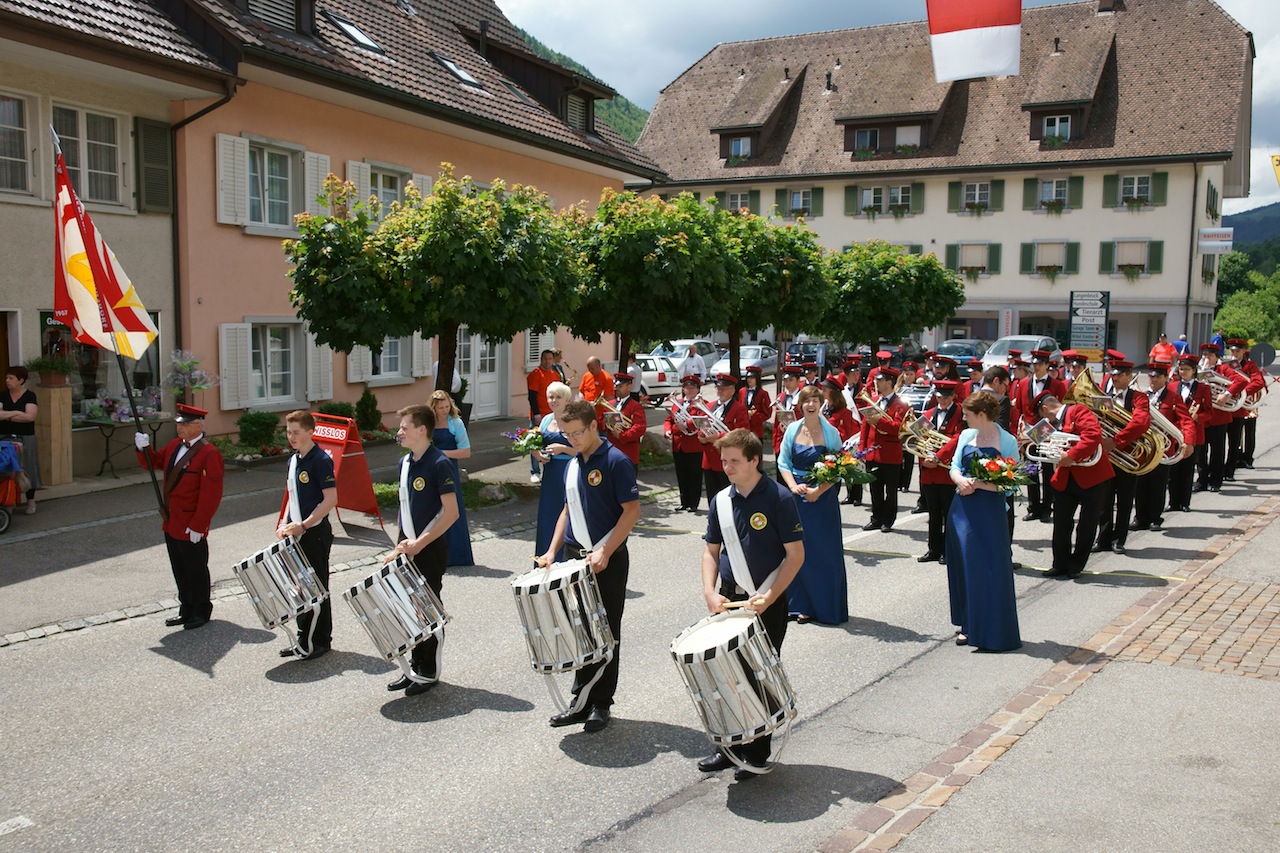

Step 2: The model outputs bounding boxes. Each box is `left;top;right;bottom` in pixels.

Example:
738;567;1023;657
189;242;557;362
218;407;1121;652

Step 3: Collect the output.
898;409;950;459
1064;370;1165;476
1148;404;1185;466
1198;370;1245;412
1022;429;1103;467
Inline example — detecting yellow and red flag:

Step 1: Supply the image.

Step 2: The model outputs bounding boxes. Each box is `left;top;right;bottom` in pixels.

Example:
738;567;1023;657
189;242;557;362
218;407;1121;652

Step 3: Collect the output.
52;138;157;359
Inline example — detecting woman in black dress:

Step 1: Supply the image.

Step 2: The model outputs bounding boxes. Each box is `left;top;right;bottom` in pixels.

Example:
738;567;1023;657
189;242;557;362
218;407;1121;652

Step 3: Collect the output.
1;366;41;514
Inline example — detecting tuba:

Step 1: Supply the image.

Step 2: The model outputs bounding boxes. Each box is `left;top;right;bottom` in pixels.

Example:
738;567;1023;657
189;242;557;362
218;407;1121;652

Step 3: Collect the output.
898;409;950;459
1147;401;1185;466
1064;371;1165;476
1198;370;1245;412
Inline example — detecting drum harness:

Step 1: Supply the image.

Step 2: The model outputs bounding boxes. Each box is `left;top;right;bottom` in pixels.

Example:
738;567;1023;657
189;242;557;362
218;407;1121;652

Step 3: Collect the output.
284;455;322;656
392;452;446;684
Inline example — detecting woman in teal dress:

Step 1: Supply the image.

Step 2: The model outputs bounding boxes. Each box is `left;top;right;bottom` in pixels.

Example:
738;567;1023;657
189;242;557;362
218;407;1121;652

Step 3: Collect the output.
430;390;474;567
946;391;1021;651
531;381;576;563
778;385;849;625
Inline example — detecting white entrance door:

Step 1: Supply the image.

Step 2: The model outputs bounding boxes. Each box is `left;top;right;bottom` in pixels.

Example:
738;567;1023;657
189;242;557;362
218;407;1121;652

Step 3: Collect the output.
457;326;505;419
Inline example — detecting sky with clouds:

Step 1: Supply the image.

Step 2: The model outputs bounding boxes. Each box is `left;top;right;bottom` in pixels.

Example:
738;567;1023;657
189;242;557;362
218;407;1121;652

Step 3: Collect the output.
499;0;1277;214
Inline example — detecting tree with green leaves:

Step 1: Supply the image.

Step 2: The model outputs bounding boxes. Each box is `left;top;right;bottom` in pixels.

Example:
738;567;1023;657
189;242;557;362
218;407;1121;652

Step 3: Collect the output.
1215;275;1280;344
1215;251;1255;308
821;241;966;348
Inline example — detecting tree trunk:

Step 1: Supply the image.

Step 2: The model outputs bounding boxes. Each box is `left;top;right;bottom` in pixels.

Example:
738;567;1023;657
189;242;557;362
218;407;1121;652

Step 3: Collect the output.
436;319;460;393
774;329;790;395
617;332;632;372
726;320;742;379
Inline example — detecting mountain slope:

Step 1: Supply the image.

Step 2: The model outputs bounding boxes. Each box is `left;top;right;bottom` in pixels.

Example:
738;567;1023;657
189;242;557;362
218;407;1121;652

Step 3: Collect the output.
1224;201;1280;245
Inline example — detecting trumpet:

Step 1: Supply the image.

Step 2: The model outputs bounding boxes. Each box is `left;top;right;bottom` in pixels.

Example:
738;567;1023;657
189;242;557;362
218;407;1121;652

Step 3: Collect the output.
898;410;950;459
594;394;633;431
854;386;880;420
1065;371;1165;475
1020;420;1102;466
688;399;730;438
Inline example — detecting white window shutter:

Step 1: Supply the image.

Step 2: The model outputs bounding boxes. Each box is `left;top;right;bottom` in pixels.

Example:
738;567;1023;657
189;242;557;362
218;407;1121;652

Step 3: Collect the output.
218;323;252;409
347;345;372;383
347;160;371;204
306;329;333;402
525;328;555;368
411;333;432;378
216;133;249;226
411;172;432;196
305;152;331;216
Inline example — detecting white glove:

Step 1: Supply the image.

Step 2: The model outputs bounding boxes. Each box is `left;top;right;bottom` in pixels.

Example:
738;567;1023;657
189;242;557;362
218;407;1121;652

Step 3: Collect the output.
135;432;150;450
186;528;204;544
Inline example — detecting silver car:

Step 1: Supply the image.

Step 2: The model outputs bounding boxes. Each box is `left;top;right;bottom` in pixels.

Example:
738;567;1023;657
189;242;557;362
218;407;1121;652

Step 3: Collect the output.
981;335;1063;371
708;345;778;378
650;338;720;378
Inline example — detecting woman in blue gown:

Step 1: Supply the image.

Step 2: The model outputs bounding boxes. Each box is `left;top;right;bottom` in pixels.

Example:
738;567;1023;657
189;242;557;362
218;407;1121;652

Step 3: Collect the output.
777;385;849;625
946;391;1021;651
531;381;576;563
430;390;474;567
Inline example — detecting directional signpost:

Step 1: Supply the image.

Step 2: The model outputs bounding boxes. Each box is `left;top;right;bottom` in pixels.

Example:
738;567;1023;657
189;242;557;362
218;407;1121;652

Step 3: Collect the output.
1070;290;1110;363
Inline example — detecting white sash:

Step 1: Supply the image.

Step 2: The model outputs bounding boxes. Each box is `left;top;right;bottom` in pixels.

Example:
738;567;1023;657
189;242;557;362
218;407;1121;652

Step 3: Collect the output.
715;486;781;598
286;455;303;525
565;457;614;554
398;453;444;542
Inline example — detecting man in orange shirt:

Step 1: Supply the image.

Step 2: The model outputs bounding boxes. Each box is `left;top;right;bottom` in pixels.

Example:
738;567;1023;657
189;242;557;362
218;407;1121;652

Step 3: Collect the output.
578;356;614;404
527;349;559;483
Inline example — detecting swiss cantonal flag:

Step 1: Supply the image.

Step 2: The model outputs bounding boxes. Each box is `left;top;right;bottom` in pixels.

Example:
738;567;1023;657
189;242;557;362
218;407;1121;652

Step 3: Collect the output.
926;0;1022;83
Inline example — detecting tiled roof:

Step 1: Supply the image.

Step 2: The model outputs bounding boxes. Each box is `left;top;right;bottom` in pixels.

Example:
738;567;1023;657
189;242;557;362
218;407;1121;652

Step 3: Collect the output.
0;0;227;74
712;63;806;131
183;0;662;178
639;0;1252;185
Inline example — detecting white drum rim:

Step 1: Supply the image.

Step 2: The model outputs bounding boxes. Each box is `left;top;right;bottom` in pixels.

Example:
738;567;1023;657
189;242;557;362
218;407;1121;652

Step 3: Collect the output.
670;610;758;659
510;559;589;593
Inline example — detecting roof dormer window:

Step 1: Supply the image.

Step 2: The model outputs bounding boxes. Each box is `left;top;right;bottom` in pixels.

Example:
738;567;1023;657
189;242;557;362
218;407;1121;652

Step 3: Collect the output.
321;10;381;52
566;93;588;131
730;137;751;158
432;52;483;89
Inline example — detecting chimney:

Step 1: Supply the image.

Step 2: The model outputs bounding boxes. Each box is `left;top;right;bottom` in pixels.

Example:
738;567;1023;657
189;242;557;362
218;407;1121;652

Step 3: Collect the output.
479;20;489;58
1053;37;1061;54
784;66;790;80
825;71;832;91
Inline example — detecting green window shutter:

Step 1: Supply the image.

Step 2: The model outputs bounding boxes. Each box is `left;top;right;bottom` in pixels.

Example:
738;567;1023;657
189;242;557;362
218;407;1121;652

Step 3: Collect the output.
658;193;669;201
989;179;1005;212
810;187;824;217
135;117;172;213
748;190;760;215
1151;172;1168;206
1068;176;1084;210
844;185;859;216
910;182;925;214
1065;242;1081;275
1020;242;1036;274
947;181;962;213
1099;241;1115;273
775;188;788;216
1102;175;1118;208
692;191;701;202
714;191;727;208
945;244;959;271
1147;240;1164;273
986;243;1002;273
1023;178;1039;211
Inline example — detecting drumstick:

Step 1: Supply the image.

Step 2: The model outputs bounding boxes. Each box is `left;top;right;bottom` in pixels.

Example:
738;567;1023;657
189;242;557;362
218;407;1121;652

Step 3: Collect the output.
723;598;766;609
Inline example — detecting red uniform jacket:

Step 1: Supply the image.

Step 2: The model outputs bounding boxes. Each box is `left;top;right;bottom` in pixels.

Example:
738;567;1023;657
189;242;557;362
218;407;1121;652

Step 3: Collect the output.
137;439;225;538
858;392;909;465
1207;363;1248;428
1048;404;1115;491
739;386;773;438
1109;387;1151;451
1010;374;1068;428
825;406;858;444
605;395;647;465
701;396;750;472
1238;359;1267;418
1169;379;1212;445
917;403;965;485
664;395;705;454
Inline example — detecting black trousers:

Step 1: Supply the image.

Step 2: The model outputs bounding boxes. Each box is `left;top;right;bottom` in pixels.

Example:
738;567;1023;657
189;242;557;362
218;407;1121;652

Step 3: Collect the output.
674;451;704;509
718;580;788;766
295;519;333;652
1025;460;1055;517
1096;470;1137;548
1134;466;1170;528
868;461;900;527
1198;423;1228;489
703;468;730;502
900;455;915;491
569;543;629;710
1242;417;1258;466
919;482;954;557
1224;418;1245;478
164;533;212;620
1168;451;1197;510
1051;478;1107;575
409;536;448;680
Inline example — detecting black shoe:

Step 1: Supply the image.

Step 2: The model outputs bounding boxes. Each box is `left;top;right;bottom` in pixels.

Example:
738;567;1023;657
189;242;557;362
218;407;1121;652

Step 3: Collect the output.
842;497;856;505
853;500;863;506
698;752;734;772
1223;475;1235;482
1150;521;1163;531
1193;484;1208;493
917;552;941;563
796;614;812;625
1129;522;1150;531
298;645;330;661
387;676;412;691
910;505;926;514
1091;543;1109;554
583;706;611;732
183;616;209;630
1022;511;1039;522
955;634;968;646
1039;513;1053;523
1209;486;1221;492
862;521;879;531
404;679;436;697
880;524;893;533
279;647;299;658
164;615;188;627
549;707;592;727
1243;463;1254;470
1044;567;1074;578
1112;544;1126;554
1165;505;1179;513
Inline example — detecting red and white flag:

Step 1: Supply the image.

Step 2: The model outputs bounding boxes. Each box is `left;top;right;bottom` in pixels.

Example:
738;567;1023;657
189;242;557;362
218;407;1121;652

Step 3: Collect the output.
52;133;157;359
926;0;1022;84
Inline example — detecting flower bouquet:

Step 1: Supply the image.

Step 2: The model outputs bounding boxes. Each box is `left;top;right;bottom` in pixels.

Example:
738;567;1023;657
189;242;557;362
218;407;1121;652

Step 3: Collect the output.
503;426;545;456
807;445;877;488
967;454;1037;496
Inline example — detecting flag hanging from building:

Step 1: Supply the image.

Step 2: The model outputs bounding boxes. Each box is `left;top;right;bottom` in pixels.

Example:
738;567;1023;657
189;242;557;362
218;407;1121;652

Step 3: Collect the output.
52;131;158;359
1271;154;1280;191
926;0;1022;84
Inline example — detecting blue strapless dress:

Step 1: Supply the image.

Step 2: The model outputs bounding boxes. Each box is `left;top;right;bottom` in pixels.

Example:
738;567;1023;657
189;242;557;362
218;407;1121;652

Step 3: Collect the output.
434;425;474;567
535;425;570;563
786;443;849;625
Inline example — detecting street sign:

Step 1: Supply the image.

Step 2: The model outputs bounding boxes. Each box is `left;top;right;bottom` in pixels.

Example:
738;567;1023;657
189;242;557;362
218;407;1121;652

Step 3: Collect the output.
1073;308;1107;319
1070;290;1110;352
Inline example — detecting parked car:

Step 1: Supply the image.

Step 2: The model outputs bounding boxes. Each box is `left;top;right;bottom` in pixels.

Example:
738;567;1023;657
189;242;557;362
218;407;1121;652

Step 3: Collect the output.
708;345;778;378
934;339;991;371
785;339;840;376
981;335;1063;371
898;382;933;414
634;354;681;403
650;338;720;378
856;339;927;370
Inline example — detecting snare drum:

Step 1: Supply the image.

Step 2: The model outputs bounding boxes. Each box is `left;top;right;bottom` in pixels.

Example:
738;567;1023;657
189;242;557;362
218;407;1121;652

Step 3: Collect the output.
344;555;449;663
511;560;615;673
233;537;327;631
670;611;797;747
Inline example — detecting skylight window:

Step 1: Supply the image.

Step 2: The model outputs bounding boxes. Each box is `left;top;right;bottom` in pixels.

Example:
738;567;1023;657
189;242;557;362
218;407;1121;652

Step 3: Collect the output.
321;10;381;52
432;52;483;88
502;81;534;105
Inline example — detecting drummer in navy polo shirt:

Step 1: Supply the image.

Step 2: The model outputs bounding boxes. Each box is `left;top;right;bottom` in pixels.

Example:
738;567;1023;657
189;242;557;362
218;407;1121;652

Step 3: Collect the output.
386;403;459;697
276;410;338;661
698;429;804;781
538;399;641;733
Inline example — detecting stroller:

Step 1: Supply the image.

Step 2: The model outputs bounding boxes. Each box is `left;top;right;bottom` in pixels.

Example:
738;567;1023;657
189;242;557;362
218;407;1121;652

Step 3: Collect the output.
0;438;29;535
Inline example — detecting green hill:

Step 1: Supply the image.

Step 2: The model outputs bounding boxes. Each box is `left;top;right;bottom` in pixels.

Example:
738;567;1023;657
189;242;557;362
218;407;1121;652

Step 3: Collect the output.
1224;201;1280;245
514;26;649;144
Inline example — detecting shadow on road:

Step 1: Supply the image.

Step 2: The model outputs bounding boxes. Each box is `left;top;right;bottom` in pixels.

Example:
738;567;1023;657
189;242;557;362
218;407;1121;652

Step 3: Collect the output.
448;562;513;580
557;717;708;768
265;649;389;684
149;620;275;677
840;616;938;644
724;762;899;822
1073;570;1171;588
380;684;534;723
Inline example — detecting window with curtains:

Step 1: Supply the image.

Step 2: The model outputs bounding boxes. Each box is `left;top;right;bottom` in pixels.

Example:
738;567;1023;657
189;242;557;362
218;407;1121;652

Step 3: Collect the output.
52;103;123;204
0;92;31;193
250;324;297;403
248;143;293;227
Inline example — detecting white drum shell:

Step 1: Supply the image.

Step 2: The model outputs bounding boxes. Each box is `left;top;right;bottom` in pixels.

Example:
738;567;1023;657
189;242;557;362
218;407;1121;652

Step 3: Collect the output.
233;537;327;630
670;611;797;746
344;555;449;662
511;560;616;673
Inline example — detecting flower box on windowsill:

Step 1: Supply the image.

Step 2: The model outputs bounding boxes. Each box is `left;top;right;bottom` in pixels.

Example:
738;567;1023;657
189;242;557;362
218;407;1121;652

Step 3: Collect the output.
1117;263;1145;282
789;208;809;219
963;202;989;216
853;147;876;161
726;155;748;167
1041;134;1068;150
1121;197;1149;212
1035;264;1063;283
1040;199;1066;215
895;144;919;157
888;204;911;220
861;205;879;221
959;265;986;283
1202;270;1217;285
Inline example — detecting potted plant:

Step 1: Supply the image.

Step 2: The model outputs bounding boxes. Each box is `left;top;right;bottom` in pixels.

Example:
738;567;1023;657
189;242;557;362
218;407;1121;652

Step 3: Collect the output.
1040;199;1066;215
959;266;986;283
861;204;879;221
1117;263;1145;282
888;203;911;220
894;144;919;157
964;201;989;216
25;355;76;386
162;349;219;405
1122;196;1147;212
1036;264;1063;283
1042;134;1067;150
853;147;876;161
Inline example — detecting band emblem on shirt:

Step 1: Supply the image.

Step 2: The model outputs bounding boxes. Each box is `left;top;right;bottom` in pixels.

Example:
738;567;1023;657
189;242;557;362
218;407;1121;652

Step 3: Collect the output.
412;476;425;491
298;471;310;484
587;469;602;486
750;512;768;530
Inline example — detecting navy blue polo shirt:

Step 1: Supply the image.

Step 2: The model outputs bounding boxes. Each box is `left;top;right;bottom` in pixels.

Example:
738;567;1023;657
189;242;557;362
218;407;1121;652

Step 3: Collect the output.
566;438;639;548
400;445;455;542
705;476;804;587
292;443;336;518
